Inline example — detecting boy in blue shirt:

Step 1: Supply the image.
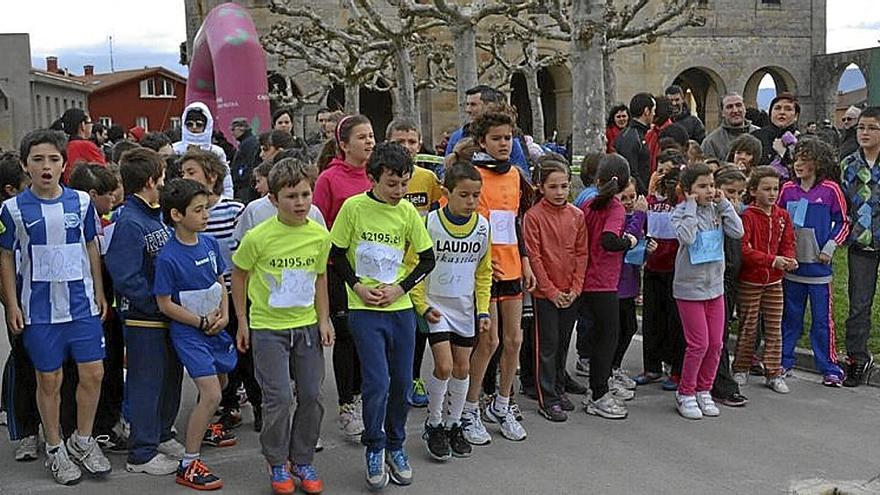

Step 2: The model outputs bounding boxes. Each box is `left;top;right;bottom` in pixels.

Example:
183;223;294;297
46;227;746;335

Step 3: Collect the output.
154;178;237;491
0;129;111;485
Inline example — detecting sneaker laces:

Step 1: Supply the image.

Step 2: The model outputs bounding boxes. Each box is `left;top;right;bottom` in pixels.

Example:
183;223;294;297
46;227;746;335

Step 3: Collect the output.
49;446;71;472
271;465;291;482
207;423;226;438
413;379;427;396
367;451;384;474
187;459;212;480
390;450;410;470
295;463;318;481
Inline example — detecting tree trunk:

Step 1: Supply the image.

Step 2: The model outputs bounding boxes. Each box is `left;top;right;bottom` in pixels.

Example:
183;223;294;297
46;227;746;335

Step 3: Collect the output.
570;0;606;155
393;42;419;125
344;82;360;115
292;105;305;138
603;51;617;110
523;67;545;143
452;23;478;123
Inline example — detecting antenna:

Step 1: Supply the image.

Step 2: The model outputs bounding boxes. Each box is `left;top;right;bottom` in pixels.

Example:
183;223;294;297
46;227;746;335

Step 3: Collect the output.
109;36;115;72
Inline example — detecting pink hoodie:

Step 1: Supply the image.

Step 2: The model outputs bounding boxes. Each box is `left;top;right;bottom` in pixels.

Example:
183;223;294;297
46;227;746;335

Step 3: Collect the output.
313;157;372;229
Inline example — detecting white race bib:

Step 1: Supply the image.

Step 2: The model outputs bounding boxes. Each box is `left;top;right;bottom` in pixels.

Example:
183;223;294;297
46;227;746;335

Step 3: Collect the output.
489;210;517;245
31;244;84;282
267;269;316;308
179;282;223;316
647;211;677;239
355;241;403;284
428;265;475;298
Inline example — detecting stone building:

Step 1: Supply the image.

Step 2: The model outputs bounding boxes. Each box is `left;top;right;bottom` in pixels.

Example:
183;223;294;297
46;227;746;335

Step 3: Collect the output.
184;0;877;149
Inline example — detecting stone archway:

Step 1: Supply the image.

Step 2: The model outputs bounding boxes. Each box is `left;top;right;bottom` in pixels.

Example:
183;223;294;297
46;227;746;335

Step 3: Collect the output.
326;82;394;141
743;66;798;110
833;63;868;125
672;67;727;131
544;65;572;143
813;48;876;122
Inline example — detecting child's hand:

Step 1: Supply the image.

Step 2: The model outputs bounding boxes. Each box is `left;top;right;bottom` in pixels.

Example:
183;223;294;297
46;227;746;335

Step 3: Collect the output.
624;233;638;249
772;256;788;270
319;320;335;347
522;261;537;292
714;189;724;202
376;284;404;307
236;324;250;353
205;308;226;335
648;171;663;196
646;238;658;254
95;293;109;322
785;258;799;271
354;282;384;306
551;292;568;308
424;307;442;324
633;195;648;212
772;137;787;158
818;253;832;264
6;305;23;335
478;315;491;333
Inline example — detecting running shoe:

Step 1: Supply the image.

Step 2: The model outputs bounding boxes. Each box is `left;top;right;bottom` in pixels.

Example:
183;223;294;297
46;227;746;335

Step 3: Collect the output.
460;408;491;445
176;459;223;490
422;421;451;461
385;449;413;486
292;463;324;494
410;379;428;408
202;423;237;447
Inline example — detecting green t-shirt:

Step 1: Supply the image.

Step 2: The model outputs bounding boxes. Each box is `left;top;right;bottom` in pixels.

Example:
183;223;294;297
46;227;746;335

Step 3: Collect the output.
329;192;433;312
232;216;330;330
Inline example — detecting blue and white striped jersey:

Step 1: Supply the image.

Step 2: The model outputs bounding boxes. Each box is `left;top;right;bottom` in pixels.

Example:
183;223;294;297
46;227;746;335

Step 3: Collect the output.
0;187;99;324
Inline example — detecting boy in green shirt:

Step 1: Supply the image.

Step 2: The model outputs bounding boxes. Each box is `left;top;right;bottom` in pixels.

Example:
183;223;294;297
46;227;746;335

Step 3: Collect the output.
329;142;435;491
232;160;333;495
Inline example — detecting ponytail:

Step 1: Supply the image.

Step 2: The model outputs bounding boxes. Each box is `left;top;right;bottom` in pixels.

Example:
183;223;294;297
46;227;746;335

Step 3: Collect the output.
590;153;630;210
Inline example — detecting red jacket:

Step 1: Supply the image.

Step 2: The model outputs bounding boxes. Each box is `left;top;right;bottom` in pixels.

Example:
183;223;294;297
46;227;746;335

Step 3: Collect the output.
605;126;623;153
523;198;588;300
63;139;106;183
739;204;796;285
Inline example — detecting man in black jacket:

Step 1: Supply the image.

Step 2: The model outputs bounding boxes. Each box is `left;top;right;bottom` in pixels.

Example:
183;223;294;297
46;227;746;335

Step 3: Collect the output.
615;92;655;194
666;85;706;143
230;117;260;203
838;106;861;160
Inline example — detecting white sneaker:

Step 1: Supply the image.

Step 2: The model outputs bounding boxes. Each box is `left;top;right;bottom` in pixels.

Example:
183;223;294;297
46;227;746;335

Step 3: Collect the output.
158;438;185;459
611;368;637;390
338;403;365;438
585;391;628;419
45;443;82;485
676;393;703;420
733;372;748;387
66;435;111;478
766;376;790;394
112;418;130;441
695;392;720;417
0;410;7;426
460;408;491;445
609;380;635;401
483;404;527;441
126;452;178;475
315;436;324;452
15;435;40;462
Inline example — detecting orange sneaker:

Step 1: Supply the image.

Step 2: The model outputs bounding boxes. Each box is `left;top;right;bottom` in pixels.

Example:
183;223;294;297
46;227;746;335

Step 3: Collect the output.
292;463;324;494
269;464;295;495
175;459;223;491
202;423;237;448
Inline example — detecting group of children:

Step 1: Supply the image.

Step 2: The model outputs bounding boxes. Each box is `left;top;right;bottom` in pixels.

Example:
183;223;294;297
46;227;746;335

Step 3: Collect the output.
0;102;877;494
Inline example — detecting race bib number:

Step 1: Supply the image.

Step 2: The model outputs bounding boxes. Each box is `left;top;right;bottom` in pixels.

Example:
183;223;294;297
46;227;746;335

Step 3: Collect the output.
489;210;517;245
428;265;475;298
647;211;676;239
266;269;316;308
355;241;403;284
31;244;84;282
179;282;223;317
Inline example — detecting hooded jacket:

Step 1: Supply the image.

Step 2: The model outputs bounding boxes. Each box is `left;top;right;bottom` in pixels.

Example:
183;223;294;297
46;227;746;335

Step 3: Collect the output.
172;101;234;197
701;119;760;161
672;104;706;143
615;119;651;194
738;204;796;286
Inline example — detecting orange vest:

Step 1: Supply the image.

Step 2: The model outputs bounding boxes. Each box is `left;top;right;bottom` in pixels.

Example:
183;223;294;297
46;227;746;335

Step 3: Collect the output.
477;166;522;281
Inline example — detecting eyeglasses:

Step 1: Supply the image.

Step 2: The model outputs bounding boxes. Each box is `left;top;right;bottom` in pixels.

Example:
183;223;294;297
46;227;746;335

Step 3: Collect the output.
856;125;880;133
185;121;205;130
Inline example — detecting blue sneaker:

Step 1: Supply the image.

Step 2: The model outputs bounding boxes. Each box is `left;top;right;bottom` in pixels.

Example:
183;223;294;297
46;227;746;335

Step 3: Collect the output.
292;463;324;494
365;449;388;492
661;376;679;391
385;449;412;486
410;379;428;408
269;464;294;494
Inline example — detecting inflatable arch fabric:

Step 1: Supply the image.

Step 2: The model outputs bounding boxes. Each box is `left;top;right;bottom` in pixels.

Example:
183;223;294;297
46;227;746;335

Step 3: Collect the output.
187;2;270;140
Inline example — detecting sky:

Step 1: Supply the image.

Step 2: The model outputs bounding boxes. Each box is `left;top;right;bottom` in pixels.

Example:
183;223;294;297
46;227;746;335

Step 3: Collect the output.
0;0;876;80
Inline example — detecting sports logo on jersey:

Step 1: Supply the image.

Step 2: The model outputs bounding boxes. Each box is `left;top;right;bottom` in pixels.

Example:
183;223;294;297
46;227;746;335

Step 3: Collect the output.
405;192;428;208
64;213;82;229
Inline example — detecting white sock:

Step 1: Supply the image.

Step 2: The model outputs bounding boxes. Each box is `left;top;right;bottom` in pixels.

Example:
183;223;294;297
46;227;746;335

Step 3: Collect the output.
181;452;200;468
444;377;469;428
46;442;62;454
493;394;510;414
463;400;478;413
425;372;448;427
74;431;92;446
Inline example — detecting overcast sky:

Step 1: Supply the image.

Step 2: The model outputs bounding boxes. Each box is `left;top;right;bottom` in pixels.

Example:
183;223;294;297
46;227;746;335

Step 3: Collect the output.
0;0;876;78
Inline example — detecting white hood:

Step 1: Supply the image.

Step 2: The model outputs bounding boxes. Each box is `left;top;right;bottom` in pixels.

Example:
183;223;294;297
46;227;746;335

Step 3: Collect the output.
181;101;214;150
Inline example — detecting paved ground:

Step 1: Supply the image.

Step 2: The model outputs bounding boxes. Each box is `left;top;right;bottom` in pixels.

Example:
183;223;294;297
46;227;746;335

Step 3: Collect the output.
1;333;879;495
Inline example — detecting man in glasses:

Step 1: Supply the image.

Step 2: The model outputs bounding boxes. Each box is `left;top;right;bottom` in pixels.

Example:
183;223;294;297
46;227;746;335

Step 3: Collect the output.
172;102;234;197
839;106;862;160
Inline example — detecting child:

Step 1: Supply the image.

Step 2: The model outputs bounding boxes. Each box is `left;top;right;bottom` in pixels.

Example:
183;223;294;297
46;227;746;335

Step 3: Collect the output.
778;139;849;386
580;153;637;419
253;159;272;198
180;149;258;432
105;147;184;476
711;166;750;407
523;155;587;422
572;151;602;376
328;142;435;490
411;161;491;459
461;110;535;445
726;134;762;174
671;163;744;420
154;178;238;490
314;114;374;440
232;159;332;494
733;166;797;394
386;119;444;409
0;130;111;484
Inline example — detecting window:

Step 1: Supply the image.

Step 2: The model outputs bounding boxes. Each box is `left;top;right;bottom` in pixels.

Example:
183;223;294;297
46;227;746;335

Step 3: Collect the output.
99;116;112;127
169;117;181;129
54;97;60;119
762;0;780;3
45;96;51;125
159;78;175;97
139;78;156;97
136;116;149;131
35;96;43;127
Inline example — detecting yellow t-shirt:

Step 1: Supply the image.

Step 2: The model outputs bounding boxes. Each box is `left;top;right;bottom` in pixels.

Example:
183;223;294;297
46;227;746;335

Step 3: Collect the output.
232;216;330;330
329;192;433;312
404;166;443;216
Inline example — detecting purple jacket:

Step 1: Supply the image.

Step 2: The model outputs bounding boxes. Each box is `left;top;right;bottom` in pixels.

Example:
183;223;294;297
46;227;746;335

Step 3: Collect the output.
618;211;646;299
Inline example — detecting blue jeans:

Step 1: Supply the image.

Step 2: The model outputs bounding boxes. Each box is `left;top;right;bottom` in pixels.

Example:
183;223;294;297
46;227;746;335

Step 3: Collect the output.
349;309;415;453
124;321;183;465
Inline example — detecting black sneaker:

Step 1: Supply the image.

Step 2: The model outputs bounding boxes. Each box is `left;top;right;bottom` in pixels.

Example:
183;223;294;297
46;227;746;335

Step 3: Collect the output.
202;423;238;448
446;424;472;458
96;431;129;454
564;379;588;395
217;409;242;430
749;361;766;377
716;392;748;408
559;394;575;412
843;355;874;388
176;459;223;490
519;384;538;400
253;407;263;433
422;422;451;461
538;403;568;422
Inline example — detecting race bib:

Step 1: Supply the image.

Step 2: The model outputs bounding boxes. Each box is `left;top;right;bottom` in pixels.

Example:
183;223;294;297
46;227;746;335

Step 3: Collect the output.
31;244;84;282
267;269;316;308
786;198;808;228
489;210;517;245
647;211;676;239
355;241;403;284
179;282;223;316
624;238;647;265
428;265;475;298
688;228;724;265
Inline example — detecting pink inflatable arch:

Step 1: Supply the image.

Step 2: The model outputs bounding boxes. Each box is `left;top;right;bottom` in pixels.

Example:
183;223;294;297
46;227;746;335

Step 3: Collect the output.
186;2;270;140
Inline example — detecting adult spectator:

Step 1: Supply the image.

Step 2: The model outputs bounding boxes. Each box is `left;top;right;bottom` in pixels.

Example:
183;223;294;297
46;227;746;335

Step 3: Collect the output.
140;132;173;157
107;124;125;146
305;107;341;159
128;126;146;143
92;123;110;158
50;108;106;183
645;95;673;172
701;93;759;161
229;117;260;203
615;92;655;194
171;101;234;197
665;85;705;143
444;84;529;173
838;105;861;160
746;107;770;128
751;92;800;171
272;107;293;133
605;104;629;153
817;119;841;151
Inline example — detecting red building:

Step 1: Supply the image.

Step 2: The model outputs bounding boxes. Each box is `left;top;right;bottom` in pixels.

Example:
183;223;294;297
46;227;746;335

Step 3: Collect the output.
76;66;187;132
